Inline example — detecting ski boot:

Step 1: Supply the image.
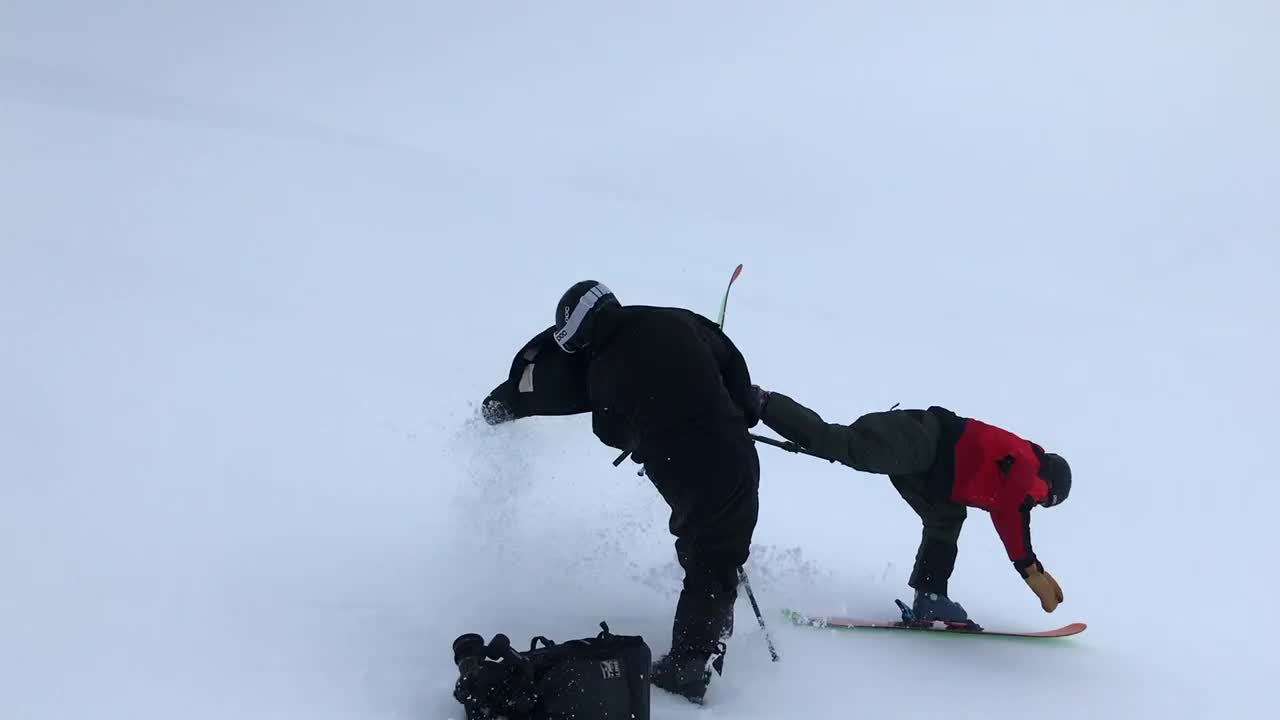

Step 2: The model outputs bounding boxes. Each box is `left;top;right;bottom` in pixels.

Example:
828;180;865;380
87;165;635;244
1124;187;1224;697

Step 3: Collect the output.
897;591;983;631
651;643;726;705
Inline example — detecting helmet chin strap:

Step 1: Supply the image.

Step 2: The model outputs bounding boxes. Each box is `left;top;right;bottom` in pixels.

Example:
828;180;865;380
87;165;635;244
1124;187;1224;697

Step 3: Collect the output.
1042;485;1061;507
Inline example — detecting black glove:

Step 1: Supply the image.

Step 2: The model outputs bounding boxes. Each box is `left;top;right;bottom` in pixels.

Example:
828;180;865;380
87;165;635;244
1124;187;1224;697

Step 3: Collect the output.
745;384;770;427
481;398;515;425
481;382;518;425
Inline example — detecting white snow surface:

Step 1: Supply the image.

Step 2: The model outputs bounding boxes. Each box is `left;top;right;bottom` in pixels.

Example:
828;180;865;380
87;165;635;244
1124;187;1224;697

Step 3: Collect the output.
3;3;1278;719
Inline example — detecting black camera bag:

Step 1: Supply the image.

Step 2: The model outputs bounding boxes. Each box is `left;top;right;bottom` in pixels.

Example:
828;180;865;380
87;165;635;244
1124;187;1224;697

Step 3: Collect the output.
453;621;650;720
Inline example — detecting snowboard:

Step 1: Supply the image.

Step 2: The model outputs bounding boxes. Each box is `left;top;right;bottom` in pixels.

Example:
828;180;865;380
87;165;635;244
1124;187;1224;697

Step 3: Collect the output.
782;607;1086;639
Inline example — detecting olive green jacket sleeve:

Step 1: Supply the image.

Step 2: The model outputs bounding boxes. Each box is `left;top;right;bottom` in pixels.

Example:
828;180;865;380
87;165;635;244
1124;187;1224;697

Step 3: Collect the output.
759;392;939;476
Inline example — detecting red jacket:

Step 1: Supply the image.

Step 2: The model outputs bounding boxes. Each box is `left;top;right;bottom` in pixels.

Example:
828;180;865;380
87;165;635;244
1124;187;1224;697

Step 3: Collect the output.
950;419;1050;569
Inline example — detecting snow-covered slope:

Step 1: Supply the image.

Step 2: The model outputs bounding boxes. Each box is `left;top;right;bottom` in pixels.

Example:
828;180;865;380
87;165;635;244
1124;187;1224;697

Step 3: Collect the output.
3;3;1277;719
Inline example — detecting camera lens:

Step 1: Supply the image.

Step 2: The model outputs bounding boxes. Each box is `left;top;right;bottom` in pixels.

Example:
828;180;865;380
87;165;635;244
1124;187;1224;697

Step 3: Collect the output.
486;633;511;658
452;633;486;667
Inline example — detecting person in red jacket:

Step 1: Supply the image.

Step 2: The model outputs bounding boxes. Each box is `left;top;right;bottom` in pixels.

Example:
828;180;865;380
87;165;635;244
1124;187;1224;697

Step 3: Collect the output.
749;386;1072;625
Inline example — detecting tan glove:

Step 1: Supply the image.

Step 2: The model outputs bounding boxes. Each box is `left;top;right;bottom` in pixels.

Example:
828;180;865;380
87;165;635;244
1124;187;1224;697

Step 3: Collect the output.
1021;561;1063;612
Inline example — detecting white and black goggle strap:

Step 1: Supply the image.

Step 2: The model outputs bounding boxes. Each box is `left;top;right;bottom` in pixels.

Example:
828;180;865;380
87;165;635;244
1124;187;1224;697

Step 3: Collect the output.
553;283;612;352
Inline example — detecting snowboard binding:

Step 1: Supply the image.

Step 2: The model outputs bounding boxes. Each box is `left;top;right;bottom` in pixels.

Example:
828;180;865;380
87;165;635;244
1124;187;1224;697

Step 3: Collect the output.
894;599;984;632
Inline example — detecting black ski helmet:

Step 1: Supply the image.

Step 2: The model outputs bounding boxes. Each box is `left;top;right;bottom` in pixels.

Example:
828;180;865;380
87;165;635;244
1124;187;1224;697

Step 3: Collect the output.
553;281;619;353
1039;453;1072;507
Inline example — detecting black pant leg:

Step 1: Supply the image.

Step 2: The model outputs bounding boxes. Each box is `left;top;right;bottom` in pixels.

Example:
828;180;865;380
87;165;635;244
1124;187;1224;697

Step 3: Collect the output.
890;473;967;596
671;543;742;655
653;435;760;656
761;395;940;474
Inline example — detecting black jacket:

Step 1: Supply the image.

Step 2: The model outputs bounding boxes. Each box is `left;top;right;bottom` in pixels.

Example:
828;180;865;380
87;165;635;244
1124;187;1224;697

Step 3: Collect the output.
584;305;756;463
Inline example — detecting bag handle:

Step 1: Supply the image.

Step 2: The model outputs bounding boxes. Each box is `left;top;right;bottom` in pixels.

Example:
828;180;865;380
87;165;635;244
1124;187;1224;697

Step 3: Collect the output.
529;621;614;651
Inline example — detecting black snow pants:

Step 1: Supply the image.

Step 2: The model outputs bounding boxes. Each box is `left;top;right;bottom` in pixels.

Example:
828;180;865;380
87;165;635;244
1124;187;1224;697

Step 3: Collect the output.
759;393;969;596
642;431;760;658
889;471;968;596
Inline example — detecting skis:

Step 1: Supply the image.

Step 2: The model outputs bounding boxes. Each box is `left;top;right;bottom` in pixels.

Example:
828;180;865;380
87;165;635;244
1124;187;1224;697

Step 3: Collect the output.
717;263;744;328
782;606;1086;640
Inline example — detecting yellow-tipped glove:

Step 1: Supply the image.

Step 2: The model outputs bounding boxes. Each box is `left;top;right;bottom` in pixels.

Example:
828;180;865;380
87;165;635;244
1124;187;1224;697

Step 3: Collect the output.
1021;561;1063;612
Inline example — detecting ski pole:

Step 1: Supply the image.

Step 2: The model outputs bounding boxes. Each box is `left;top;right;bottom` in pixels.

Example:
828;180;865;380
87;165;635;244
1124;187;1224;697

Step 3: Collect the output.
748;432;837;464
738;567;779;662
622;428;820;469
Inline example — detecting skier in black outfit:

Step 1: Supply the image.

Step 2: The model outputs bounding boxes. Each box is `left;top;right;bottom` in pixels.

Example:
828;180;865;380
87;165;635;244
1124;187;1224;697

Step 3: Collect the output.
482;281;761;705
